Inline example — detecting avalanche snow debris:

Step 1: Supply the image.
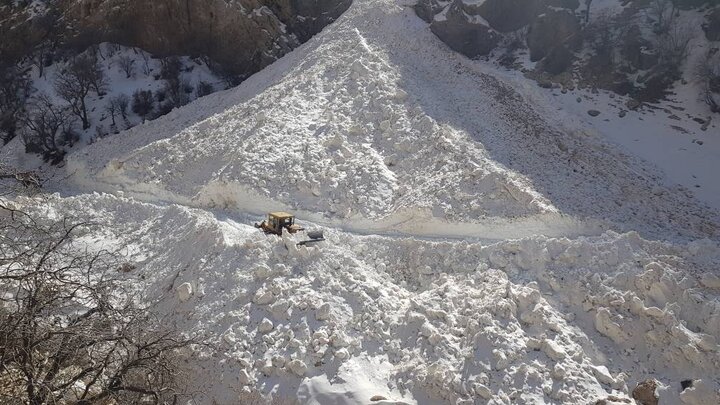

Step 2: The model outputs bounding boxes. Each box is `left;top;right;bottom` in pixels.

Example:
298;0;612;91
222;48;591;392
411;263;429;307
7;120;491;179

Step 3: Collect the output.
8;0;719;403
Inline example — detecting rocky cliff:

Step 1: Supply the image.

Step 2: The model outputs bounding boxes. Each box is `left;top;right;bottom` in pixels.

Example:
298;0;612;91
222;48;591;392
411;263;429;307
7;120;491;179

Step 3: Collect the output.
0;0;351;78
63;0;351;77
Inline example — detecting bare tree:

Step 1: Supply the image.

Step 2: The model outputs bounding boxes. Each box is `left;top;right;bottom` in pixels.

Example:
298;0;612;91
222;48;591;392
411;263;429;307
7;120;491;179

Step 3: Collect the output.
584;0;594;23
116;93;130;120
0;65;31;144
647;0;676;34
28;8;62;78
695;49;720;112
118;55;135;78
104;94;131;128
105;97;120;127
131;89;155;120
54;55;106;130
654;21;695;77
138;49;152;76
0;199;197;405
21;93;75;164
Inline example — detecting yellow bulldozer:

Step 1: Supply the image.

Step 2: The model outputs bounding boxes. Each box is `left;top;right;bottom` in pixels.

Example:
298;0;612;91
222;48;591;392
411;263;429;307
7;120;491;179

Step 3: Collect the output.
255;212;324;245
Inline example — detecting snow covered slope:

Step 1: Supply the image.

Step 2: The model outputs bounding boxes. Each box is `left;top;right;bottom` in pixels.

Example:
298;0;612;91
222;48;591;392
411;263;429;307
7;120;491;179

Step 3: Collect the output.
6;0;715;403
18;192;720;404
65;0;718;241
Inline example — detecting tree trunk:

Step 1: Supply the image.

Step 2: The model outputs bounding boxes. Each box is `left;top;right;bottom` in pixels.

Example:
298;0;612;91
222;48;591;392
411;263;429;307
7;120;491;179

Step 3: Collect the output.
80;98;89;130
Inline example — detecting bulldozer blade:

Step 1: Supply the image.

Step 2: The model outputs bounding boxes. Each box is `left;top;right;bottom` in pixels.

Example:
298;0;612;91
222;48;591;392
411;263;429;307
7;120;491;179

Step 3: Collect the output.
296;238;325;246
306;230;324;240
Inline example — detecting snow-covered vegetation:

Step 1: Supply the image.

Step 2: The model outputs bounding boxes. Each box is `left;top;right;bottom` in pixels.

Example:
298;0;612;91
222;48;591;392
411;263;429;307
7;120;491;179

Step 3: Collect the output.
2;43;223;162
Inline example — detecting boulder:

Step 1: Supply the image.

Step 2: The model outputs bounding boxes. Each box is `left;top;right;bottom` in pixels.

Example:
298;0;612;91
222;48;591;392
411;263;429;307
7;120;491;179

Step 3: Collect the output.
527;9;581;61
704;8;720;41
632;379;659;405
430;0;500;58
415;0;445;23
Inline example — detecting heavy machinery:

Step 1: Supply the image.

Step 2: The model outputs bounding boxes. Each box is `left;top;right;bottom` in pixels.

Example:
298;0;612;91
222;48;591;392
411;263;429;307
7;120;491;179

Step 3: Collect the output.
255;212;324;245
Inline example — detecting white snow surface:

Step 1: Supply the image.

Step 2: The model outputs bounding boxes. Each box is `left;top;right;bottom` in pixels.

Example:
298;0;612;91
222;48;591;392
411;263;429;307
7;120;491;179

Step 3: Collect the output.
4;0;720;403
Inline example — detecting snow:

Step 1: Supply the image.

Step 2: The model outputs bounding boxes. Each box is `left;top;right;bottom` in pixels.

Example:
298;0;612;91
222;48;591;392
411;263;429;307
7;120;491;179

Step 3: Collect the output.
63;2;718;242
3;0;720;403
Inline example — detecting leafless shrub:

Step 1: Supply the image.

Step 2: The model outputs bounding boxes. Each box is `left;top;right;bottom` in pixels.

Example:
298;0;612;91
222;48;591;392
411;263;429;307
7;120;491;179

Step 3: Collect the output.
695;49;720;112
0;200;197;404
585;11;623;64
654;21;695;77
646;0;676;34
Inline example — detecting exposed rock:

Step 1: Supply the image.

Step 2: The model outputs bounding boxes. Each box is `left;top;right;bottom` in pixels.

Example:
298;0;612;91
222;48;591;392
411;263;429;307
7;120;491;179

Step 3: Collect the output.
538;45;574;74
430;0;500;58
703;8;720;41
527;9;581;62
370;395;388;401
588;110;600;117
476;0;542;33
415;0;445;23
632;379;659;405
544;0;579;9
63;0;351;76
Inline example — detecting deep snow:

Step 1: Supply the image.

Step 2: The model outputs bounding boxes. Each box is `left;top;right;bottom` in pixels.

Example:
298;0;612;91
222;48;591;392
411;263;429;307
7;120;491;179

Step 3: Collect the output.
2;0;720;403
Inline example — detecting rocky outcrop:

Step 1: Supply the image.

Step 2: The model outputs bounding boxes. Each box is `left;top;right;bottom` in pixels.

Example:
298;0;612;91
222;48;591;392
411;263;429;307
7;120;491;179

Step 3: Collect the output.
704;7;720;41
430;0;499;58
537;44;574;74
415;0;447;23
62;0;351;76
527;8;581;61
475;0;541;33
416;0;580;61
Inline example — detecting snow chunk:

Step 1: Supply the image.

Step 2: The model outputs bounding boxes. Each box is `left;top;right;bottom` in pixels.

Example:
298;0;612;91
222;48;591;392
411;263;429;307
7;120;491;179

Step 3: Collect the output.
287;359;308;376
177;282;193;302
259;318;274;333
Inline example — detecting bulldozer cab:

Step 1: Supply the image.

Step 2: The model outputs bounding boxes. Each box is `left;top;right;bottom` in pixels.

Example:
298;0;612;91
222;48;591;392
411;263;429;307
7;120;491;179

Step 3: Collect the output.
261;212;301;235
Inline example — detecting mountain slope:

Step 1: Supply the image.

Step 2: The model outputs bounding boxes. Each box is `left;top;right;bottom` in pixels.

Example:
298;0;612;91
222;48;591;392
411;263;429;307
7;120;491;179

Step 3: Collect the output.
65;0;717;241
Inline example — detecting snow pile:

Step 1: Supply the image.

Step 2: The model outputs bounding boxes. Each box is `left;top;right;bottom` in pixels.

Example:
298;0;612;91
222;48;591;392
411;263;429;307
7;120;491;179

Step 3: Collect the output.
17;193;720;404
64;0;718;240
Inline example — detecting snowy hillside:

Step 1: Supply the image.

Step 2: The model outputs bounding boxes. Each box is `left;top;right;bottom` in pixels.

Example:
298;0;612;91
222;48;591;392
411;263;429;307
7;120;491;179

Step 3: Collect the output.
64;0;717;240
2;0;720;404
31;44;222;141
